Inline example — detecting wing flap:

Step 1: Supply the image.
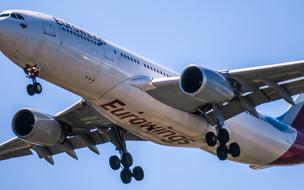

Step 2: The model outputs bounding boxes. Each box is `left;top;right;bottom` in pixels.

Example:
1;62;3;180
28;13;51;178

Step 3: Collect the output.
206;78;304;125
226;60;304;91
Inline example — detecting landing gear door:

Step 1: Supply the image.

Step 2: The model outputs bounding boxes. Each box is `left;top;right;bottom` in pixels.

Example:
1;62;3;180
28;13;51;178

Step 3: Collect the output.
44;22;56;37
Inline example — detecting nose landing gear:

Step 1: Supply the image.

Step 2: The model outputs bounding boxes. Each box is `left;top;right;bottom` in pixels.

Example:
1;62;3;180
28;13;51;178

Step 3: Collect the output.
24;65;42;96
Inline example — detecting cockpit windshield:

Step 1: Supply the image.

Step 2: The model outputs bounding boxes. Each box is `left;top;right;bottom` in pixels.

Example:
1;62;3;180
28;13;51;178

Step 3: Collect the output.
10;13;24;20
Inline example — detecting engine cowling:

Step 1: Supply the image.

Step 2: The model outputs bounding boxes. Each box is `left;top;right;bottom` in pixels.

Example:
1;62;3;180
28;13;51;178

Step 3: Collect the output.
179;65;235;103
12;109;64;146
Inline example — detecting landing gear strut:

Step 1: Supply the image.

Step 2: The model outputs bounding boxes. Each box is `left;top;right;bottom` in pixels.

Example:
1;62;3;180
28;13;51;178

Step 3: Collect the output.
108;127;144;184
24;64;42;96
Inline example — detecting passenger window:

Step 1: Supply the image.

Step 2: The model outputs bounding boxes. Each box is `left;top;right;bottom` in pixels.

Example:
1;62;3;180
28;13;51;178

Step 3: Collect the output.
0;13;10;18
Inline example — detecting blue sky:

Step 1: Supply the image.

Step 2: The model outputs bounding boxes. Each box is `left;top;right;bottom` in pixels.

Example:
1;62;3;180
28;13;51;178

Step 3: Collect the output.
1;0;304;189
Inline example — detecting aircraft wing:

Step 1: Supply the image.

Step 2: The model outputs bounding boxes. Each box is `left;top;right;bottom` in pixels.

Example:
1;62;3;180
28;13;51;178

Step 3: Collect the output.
133;60;304;125
0;100;145;164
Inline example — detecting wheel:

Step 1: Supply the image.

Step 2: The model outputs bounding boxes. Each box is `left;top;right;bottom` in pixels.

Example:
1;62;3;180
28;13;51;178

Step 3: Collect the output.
109;155;121;170
34;82;42;94
121;152;133;168
229;143;241;157
218;128;230;144
205;132;217;147
216;145;228;161
26;84;35;96
120;169;132;184
132;166;144;181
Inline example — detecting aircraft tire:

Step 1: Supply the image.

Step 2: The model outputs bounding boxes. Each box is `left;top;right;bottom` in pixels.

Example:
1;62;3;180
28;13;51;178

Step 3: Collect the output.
120;169;132;184
229;143;241;157
218;128;230;144
205;132;217;146
109;155;121;170
216;145;228;161
34;82;42;94
121;152;133;168
27;84;35;96
132;166;144;181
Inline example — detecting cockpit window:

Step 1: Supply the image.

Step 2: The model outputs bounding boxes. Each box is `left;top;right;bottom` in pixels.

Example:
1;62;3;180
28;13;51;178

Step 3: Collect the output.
11;13;17;19
10;13;25;20
17;14;24;20
0;13;10;18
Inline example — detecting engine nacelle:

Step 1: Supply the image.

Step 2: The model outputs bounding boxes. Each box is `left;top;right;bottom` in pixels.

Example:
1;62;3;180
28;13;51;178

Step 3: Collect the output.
179;65;235;103
12;109;64;146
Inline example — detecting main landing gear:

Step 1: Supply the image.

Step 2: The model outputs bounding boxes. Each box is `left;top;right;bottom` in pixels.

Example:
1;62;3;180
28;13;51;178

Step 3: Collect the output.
109;153;144;184
108;127;144;184
199;104;241;161
24;65;42;96
205;127;240;161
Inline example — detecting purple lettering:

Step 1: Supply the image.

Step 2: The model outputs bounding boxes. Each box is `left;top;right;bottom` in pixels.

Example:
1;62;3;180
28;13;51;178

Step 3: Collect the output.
110;108;130;117
100;99;125;111
129;118;147;125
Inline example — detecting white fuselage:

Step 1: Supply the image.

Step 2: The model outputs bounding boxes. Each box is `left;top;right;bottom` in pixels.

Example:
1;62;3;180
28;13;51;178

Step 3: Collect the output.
0;10;298;166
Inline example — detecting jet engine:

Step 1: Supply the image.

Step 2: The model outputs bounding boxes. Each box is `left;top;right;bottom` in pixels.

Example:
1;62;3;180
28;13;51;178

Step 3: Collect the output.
12;109;64;146
179;65;235;103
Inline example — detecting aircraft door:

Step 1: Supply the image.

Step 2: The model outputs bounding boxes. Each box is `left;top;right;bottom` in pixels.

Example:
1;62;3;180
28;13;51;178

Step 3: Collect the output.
44;22;56;37
105;46;114;61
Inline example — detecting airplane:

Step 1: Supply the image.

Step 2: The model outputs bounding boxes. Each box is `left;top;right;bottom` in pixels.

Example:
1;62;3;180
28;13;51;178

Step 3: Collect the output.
0;9;304;184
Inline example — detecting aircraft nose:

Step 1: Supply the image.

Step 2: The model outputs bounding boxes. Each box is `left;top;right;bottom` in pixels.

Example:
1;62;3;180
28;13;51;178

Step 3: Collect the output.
0;20;8;51
0;20;3;35
0;20;5;39
0;21;3;46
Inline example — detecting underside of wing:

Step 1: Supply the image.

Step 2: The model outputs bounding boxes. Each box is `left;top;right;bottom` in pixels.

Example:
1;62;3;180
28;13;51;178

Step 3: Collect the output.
225;60;304;92
132;60;304;125
0;100;146;164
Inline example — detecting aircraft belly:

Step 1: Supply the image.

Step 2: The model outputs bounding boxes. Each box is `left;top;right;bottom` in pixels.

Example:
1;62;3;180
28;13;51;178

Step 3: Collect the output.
89;79;209;147
224;113;297;165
